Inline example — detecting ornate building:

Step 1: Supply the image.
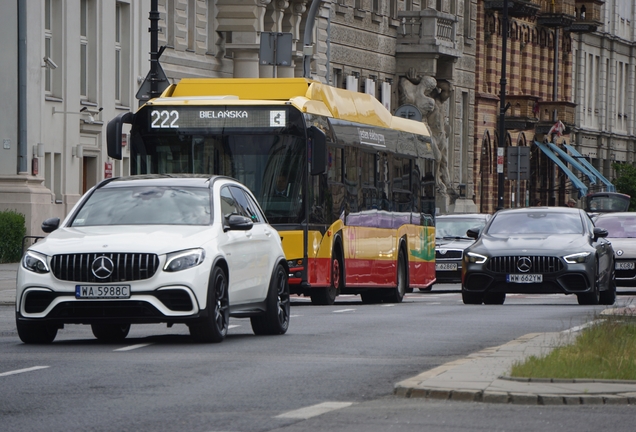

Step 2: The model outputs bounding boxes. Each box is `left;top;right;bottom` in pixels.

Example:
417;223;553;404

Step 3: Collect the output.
474;0;634;212
0;0;478;240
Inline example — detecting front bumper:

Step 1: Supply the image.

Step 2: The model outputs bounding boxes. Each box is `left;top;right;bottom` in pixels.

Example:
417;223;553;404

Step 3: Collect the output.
462;260;595;295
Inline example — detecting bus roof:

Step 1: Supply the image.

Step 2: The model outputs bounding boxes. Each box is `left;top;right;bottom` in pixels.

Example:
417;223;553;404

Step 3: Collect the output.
154;78;431;137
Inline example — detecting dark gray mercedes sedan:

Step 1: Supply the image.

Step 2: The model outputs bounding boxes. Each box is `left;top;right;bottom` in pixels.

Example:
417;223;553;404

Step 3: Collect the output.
461;207;616;305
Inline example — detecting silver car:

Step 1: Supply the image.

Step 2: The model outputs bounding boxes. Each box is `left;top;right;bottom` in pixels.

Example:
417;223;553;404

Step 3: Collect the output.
435;214;491;284
594;212;636;286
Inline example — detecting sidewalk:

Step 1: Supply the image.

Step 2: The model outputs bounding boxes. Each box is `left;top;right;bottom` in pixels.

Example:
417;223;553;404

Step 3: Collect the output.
395;314;636;405
0;262;18;306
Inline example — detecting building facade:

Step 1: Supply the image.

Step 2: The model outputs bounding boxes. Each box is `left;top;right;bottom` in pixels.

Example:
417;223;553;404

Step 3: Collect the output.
571;1;636;176
1;1;151;236
0;0;478;239
474;0;636;213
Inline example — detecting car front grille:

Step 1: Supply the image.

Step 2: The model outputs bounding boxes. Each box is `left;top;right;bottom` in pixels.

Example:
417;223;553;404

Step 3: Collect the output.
486;256;564;274
51;253;160;283
435;249;463;259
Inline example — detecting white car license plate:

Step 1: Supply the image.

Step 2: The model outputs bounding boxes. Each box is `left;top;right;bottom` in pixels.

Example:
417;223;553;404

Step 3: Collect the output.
75;285;131;299
616;261;635;270
436;263;458;271
507;274;543;283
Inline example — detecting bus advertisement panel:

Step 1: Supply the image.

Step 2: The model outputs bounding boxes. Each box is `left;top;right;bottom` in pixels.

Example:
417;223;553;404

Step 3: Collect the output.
107;78;436;304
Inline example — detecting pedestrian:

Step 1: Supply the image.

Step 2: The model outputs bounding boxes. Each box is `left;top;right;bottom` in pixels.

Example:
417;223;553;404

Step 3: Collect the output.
566;199;577;208
533;199;542;206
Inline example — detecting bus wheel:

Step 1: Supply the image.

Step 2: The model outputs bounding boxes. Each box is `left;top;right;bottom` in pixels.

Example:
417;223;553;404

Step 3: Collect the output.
310;250;341;305
385;251;406;303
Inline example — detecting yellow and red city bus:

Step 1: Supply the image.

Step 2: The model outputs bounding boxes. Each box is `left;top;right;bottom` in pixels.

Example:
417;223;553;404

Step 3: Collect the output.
107;78;436;304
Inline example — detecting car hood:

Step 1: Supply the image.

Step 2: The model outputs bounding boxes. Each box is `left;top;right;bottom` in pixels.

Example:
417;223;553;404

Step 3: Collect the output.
436;238;474;250
472;233;590;255
608;238;636;257
29;225;215;256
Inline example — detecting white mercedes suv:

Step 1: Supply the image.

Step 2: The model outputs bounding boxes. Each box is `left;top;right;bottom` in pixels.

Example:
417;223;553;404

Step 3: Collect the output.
16;175;290;343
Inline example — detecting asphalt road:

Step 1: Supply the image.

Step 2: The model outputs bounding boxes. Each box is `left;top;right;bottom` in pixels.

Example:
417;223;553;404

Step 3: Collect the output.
2;285;635;432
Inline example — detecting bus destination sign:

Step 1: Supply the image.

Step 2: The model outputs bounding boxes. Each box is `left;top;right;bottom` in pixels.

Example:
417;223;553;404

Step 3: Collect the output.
147;106;287;130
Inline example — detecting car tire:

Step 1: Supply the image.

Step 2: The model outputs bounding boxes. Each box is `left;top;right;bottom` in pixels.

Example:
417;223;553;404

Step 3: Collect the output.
599;268;617;306
16;316;57;344
462;291;483;305
577;259;601;306
91;323;131;342
483;292;506;305
311;248;342;305
250;263;290;335
189;266;229;343
385;251;407;303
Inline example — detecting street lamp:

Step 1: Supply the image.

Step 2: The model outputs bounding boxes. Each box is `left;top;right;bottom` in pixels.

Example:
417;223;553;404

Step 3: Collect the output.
497;2;509;210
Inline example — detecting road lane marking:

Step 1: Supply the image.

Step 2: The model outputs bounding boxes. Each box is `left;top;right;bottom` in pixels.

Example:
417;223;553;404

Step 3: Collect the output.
228;325;240;329
290;314;302;318
114;343;153;352
275;402;354;419
381;304;396;307
0;366;49;377
332;308;356;313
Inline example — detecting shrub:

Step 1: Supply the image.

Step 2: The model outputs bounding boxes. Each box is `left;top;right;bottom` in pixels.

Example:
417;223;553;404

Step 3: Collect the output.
0;210;26;263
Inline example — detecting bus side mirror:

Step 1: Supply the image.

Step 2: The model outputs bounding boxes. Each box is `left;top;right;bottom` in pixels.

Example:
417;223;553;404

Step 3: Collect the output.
106;112;133;160
309;126;327;175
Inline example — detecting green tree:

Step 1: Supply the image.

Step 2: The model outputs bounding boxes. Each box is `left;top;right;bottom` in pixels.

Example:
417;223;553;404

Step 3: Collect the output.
613;163;636;211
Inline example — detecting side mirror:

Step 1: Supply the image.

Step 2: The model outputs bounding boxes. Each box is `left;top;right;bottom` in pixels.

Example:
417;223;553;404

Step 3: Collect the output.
106;112;133;160
224;214;253;232
466;228;480;239
41;217;60;233
593;227;608;240
309;126;327;175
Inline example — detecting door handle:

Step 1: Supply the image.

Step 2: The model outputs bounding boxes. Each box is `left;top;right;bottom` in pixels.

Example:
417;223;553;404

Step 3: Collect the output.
264;230;272;237
245;232;253;238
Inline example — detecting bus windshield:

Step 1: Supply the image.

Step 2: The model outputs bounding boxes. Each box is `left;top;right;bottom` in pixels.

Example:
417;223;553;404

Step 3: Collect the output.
131;132;306;225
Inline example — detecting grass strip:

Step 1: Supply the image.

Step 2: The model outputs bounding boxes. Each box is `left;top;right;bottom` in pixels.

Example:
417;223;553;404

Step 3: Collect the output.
510;317;636;380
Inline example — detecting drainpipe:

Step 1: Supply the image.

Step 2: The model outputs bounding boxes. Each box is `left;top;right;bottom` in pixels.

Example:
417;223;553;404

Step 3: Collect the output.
303;0;322;79
18;0;27;174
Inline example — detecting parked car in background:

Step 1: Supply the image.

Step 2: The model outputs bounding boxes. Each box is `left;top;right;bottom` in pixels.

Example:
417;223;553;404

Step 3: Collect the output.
593;212;636;286
434;214;491;284
16;175;290;344
461;207;616;305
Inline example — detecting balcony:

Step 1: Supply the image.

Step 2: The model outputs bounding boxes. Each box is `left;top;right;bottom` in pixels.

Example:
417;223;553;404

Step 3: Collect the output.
504;95;539;130
483;0;541;17
568;0;604;33
534;101;576;134
396;10;461;59
536;0;576;27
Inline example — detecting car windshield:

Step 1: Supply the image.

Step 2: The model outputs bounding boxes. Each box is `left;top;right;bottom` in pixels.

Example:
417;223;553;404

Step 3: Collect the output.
436;218;486;239
595;216;636;238
487;212;583;235
70;186;211;226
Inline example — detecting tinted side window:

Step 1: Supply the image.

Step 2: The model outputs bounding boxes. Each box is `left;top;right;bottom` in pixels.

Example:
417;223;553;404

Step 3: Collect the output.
220;186;240;217
229;185;262;223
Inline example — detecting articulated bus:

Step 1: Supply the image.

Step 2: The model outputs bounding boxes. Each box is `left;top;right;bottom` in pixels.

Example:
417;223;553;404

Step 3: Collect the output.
107;78;436;304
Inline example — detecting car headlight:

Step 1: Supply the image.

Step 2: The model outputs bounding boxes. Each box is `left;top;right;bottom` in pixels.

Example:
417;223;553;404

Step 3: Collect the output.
564;252;591;264
164;248;205;272
465;252;488;264
22;251;50;274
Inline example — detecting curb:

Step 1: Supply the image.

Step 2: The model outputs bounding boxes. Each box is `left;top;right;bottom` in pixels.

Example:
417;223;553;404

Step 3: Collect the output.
395;386;636;405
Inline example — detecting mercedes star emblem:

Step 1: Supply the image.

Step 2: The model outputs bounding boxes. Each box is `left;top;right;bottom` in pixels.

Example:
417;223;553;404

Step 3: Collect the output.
517;257;532;273
616;250;624;256
92;256;114;279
